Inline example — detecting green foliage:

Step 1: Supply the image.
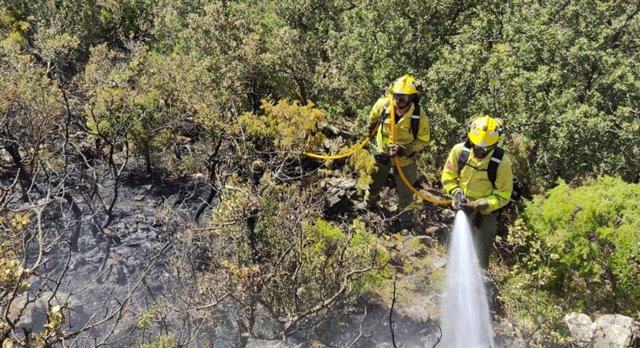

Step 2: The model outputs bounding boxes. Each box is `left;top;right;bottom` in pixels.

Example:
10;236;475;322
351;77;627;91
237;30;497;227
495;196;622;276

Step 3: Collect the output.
240;99;325;152
1;213;32;343
140;335;176;348
349;148;376;192
37;305;65;345
497;269;572;346
3;0;640;343
0;7;30;52
136;308;158;330
206;178;389;333
302;218;390;293
0;41;63;172
428;0;640;191
0;214;31;292
3;0;639;188
97;0;154;41
82;43;198;171
500;176;640;341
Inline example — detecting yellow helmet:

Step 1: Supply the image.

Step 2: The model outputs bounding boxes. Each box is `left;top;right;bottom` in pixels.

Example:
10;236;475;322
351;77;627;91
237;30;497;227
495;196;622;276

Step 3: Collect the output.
467;115;503;147
391;75;417;95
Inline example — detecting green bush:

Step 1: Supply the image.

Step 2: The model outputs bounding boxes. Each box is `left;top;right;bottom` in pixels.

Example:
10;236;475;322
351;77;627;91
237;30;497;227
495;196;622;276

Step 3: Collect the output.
140;335;175;348
240;98;325;152
498;177;640;345
501;176;640;332
204;178;390;335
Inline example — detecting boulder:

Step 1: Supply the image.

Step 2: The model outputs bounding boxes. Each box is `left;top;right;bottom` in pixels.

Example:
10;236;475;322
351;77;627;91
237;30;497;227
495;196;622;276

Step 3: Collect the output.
320;177;357;210
564;312;594;346
7;291;94;337
591;314;635;348
494;315;527;348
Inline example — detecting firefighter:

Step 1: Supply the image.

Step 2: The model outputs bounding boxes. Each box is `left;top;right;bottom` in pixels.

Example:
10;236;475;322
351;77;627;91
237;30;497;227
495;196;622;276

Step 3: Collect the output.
441;115;513;268
359;75;430;231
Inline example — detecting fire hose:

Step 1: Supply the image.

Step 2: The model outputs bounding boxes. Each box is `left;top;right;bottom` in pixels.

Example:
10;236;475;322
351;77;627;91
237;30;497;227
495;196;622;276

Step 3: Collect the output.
302;101;452;205
387;99;451;205
302;138;370;160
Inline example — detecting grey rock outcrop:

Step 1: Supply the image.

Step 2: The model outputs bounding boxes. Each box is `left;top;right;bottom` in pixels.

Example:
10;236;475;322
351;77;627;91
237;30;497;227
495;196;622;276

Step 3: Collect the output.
592;314;636;348
320;177;357;209
565;312;595;346
564;312;638;348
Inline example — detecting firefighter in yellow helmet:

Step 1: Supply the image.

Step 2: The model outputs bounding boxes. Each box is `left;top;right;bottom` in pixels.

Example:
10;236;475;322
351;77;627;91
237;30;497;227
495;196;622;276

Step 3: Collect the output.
359;75;431;231
441;115;513;269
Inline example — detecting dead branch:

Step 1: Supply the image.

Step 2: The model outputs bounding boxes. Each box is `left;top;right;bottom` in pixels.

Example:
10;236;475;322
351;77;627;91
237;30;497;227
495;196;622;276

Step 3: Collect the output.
389;280;397;348
347;306;373;348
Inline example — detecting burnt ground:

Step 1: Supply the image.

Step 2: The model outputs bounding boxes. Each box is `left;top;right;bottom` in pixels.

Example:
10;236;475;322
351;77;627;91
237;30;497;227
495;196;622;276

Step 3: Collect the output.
3;166;524;347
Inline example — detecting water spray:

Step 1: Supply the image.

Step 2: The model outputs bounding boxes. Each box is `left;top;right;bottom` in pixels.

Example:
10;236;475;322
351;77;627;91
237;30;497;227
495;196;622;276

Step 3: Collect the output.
439;210;495;347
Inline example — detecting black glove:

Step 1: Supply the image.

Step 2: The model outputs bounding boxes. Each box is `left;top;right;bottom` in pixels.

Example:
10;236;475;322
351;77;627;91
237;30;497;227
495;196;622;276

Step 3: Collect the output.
388;143;413;157
452;189;465;210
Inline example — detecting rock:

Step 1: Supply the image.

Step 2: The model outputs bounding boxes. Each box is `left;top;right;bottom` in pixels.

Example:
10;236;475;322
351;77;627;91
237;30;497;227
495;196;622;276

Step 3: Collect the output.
494;315;527;348
321;177;358;210
564;312;593;346
325;190;344;208
376;343;396;348
8;291;94;336
428;255;447;270
252;309;283;341
69;256;88;271
323;177;357;190
441;209;455;220
591;314;635;348
410;235;433;251
406;304;430;323
317;123;343;137
495;334;527;348
423;226;440;235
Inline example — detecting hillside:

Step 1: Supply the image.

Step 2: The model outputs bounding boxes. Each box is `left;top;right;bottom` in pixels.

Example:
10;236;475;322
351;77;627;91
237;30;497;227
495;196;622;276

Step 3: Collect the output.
1;1;640;347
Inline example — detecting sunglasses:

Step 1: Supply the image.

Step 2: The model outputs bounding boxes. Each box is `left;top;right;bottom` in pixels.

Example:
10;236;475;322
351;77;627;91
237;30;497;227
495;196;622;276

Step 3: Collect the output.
473;144;497;154
393;94;412;104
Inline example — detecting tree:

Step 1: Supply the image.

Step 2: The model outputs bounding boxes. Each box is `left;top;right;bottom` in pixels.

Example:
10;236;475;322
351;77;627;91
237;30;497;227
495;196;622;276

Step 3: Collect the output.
427;0;640;192
499;176;640;344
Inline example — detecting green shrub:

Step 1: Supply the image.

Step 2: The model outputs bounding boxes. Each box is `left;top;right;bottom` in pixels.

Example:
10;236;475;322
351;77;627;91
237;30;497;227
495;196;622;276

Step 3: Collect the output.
205;178;389;334
240;98;325;152
140;335;175;348
500;176;640;341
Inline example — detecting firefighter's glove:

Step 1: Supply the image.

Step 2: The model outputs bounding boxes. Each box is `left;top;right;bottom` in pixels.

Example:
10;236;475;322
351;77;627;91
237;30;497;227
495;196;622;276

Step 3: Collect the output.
452;189;465;210
460;198;490;213
388;143;413;157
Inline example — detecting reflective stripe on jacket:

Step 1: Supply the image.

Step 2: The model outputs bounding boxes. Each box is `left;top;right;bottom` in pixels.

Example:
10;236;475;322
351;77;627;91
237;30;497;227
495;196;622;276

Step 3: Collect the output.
441;142;513;214
367;96;430;167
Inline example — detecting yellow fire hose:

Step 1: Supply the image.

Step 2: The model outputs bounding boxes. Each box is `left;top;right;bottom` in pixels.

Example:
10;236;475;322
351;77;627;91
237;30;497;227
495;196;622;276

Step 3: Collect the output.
301;101;451;205
302;137;370;160
387;100;451;205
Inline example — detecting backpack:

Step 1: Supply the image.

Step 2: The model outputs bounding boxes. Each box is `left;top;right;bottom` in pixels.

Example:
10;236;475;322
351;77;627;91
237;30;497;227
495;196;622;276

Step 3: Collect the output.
378;98;421;139
457;140;521;203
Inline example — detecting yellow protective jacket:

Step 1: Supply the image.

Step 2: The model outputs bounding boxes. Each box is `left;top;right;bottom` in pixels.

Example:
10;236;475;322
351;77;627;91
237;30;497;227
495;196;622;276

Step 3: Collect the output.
441;142;513;214
367;96;430;167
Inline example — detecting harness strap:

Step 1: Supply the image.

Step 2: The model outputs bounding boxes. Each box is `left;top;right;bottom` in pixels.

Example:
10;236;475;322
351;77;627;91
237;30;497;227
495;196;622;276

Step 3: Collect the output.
457;140;503;189
487;147;504;187
379;100;421;140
